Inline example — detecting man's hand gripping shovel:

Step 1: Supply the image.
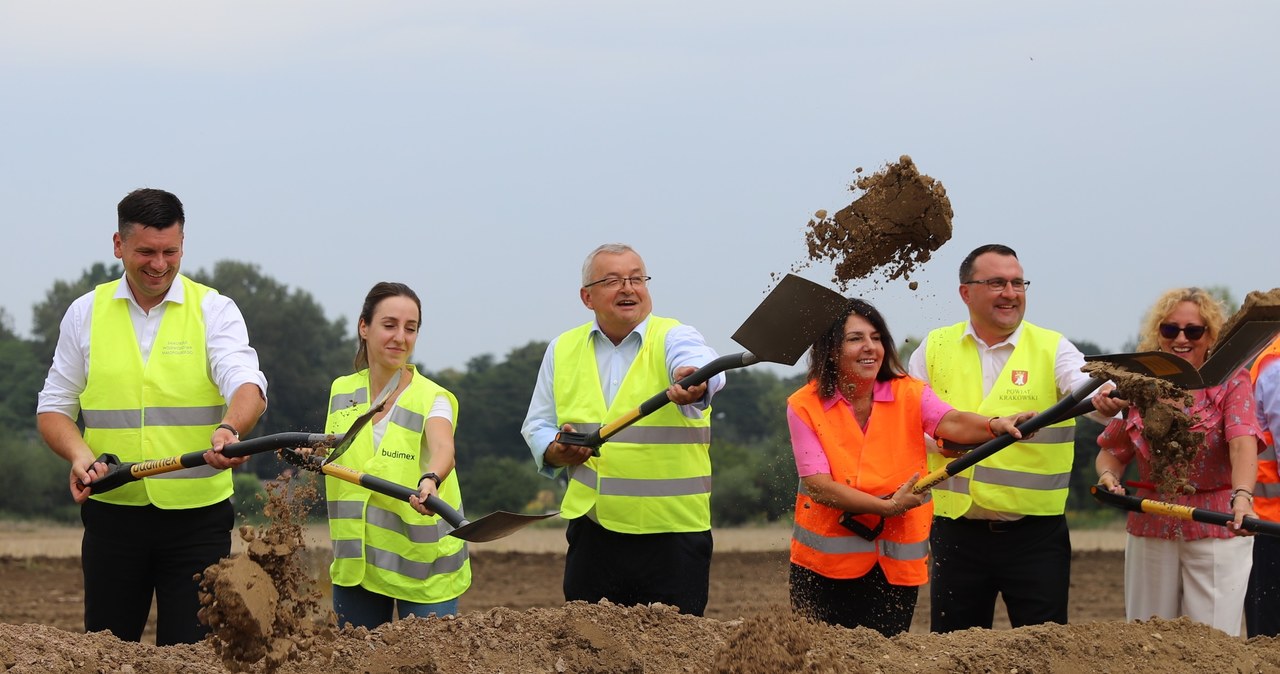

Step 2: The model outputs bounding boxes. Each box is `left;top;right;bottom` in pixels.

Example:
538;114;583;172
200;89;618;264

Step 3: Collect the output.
916;301;1280;525
84;370;407;495
555;273;850;454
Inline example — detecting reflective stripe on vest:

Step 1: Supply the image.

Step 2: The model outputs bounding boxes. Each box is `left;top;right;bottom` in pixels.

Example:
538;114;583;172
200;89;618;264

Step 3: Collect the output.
81;276;231;508
925;321;1075;517
554;317;713;534
787;378;931;585
1249;340;1280;521
325;366;471;603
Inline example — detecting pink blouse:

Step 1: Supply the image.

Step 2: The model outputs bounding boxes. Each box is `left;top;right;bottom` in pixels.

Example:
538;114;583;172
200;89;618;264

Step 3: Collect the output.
1098;369;1264;540
789;377;953;477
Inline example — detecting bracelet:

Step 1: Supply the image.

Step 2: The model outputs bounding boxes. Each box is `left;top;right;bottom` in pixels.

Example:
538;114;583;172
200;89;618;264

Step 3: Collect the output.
215;423;239;439
1099;469;1119;484
986;417;998;439
888;497;902;516
1232;488;1254;505
420;472;442;489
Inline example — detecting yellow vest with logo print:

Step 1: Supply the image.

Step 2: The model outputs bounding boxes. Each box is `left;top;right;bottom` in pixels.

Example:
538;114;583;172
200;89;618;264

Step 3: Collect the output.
325;367;471;604
925;321;1075;517
554;316;713;534
81;276;230;508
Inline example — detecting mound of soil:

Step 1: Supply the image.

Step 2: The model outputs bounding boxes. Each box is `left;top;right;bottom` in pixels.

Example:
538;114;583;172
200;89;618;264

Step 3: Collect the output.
797;155;953;289
4;605;1280;674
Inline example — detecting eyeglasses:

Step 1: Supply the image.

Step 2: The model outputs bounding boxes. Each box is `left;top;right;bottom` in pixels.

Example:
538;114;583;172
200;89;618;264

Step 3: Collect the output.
1158;323;1207;341
583;275;651;290
963;278;1030;292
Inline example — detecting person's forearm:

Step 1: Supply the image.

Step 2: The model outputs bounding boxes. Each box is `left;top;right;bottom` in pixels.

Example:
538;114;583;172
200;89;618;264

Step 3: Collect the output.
1095;451;1126;483
222;383;265;435
37;412;95;466
1229;436;1259;492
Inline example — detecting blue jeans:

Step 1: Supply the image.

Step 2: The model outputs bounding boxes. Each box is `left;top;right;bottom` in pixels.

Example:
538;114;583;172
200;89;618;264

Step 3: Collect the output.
332;583;459;630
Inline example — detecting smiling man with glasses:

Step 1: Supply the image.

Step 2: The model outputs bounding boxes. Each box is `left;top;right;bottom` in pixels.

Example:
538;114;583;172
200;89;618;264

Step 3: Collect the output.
906;243;1126;634
521;243;726;616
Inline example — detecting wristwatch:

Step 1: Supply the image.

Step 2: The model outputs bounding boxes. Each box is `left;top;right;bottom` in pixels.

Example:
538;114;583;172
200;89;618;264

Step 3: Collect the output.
421;472;442;489
215;423;240;439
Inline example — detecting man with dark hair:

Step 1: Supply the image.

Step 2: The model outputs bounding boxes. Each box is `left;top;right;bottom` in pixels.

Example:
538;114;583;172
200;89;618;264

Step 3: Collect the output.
37;188;267;645
521;243;726;616
906;243;1123;632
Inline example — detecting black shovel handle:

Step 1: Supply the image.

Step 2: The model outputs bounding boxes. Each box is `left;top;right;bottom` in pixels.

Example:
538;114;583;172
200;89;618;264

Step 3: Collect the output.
318;460;469;530
1090;485;1280;538
936;391;1120;455
914;377;1106;494
556;352;756;452
87;432;337;494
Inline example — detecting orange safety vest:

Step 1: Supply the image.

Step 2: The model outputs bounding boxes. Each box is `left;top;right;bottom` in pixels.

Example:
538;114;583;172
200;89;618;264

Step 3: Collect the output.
1250;337;1280;521
788;377;932;586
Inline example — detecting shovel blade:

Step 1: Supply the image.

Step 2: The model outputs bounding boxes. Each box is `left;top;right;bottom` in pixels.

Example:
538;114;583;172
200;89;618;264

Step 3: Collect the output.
731;274;848;366
448;511;560;543
1085;320;1280;390
1084;351;1204;389
1199;320;1280;388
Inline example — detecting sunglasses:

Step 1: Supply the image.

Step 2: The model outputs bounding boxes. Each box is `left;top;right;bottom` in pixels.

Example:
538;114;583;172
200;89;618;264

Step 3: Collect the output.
1158;323;1207;341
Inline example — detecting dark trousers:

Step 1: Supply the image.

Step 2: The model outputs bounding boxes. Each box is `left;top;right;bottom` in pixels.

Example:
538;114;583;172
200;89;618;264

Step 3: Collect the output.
81;498;233;645
790;562;918;637
1246;533;1280;637
563;516;712;616
929;514;1071;633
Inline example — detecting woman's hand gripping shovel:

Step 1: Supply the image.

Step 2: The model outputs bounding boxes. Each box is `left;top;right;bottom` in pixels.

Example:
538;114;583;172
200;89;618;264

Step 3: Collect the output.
1090;485;1280;537
85;370;406;495
279;370;556;543
555;273;849;454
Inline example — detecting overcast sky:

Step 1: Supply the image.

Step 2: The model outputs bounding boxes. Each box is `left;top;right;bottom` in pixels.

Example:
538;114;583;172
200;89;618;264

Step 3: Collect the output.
3;2;1277;377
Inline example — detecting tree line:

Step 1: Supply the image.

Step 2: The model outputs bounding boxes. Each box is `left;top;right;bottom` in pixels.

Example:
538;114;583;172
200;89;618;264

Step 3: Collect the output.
0;261;1133;525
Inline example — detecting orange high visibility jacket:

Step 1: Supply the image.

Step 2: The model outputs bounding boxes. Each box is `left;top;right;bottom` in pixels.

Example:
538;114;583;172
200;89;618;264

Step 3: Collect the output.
788;377;932;586
1250;337;1280;521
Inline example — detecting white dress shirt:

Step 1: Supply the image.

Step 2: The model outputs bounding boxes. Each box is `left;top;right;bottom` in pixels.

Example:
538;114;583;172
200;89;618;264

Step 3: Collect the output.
37;274;268;420
521;316;724;476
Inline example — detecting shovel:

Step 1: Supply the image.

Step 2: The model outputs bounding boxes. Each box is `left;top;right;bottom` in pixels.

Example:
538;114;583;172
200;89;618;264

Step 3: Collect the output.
281;450;556;543
556;273;848;452
86;370;403;494
935;314;1280;458
913;376;1107;494
1090;484;1280;538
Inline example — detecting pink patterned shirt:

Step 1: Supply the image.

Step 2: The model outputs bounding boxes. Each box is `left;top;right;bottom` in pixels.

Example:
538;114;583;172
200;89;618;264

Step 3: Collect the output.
1098;369;1264;540
789;377;953;477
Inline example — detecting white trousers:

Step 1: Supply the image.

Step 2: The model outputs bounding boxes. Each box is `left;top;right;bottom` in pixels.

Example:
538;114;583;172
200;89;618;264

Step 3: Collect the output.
1124;533;1254;636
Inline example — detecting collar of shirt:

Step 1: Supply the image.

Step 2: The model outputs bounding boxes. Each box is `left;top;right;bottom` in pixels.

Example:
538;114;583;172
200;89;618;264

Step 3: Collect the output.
589;315;649;347
822;379;895;411
962;320;1023;351
113;273;186;312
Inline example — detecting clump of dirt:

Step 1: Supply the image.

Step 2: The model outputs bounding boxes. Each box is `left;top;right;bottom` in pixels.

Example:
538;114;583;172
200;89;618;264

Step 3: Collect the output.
198;472;335;672
796;155;953;289
1085;362;1202;497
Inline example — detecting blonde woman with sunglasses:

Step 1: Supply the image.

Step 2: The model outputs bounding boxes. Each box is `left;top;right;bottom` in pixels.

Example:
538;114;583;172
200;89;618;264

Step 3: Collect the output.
1095;287;1265;635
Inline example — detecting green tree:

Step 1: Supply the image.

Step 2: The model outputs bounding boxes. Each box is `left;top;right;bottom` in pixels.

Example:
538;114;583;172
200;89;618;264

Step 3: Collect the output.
462;456;547;516
431;341;547;471
30;262;121;364
188;261;355;477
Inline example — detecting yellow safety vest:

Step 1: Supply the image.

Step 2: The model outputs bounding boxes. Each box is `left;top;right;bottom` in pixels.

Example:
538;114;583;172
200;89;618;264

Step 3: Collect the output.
925;321;1075;516
555;316;714;534
325;367;470;604
81;276;230;508
1249;337;1280;521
